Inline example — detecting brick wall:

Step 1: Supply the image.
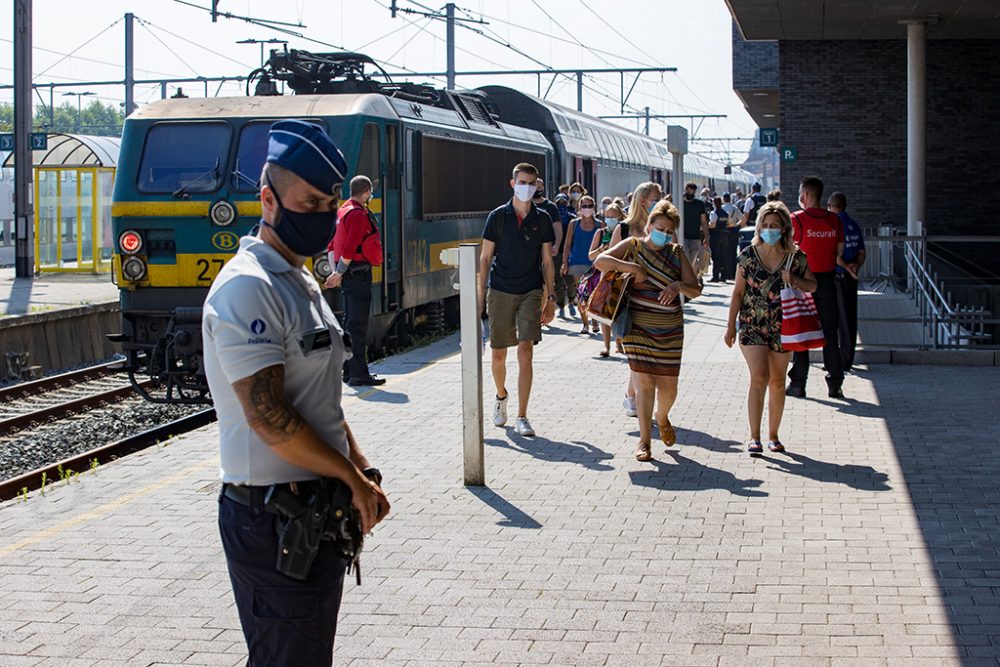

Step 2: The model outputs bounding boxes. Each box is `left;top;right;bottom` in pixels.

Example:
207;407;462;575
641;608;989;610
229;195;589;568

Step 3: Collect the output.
732;22;778;90
778;38;1000;241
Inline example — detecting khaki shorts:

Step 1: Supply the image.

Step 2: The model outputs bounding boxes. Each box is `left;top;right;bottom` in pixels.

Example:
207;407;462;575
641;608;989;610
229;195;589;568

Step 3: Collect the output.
487;288;543;349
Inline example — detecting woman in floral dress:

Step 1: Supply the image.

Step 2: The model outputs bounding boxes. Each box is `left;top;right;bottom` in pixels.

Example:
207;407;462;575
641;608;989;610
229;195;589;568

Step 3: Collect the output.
725;201;816;456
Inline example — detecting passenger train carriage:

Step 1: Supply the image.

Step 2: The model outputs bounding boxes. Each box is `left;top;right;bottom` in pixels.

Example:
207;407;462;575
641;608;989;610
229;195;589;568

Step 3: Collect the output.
110;52;756;403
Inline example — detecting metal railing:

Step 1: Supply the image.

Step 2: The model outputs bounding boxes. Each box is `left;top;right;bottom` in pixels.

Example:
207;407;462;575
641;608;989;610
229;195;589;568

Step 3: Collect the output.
859;229;999;349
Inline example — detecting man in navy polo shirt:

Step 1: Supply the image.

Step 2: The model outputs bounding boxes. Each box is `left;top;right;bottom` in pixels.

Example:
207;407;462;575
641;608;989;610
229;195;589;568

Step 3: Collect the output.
828;191;866;372
478;162;557;438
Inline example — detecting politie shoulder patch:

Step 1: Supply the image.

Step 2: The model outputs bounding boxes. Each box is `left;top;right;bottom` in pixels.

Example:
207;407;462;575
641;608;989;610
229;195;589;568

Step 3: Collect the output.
248;318;272;344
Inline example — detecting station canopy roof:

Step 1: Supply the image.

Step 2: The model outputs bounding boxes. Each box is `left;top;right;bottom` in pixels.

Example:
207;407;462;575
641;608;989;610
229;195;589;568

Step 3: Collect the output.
727;0;1000;40
2;133;120;169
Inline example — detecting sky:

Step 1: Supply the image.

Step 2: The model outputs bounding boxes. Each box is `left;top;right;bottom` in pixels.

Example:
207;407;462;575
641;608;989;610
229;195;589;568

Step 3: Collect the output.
0;0;758;163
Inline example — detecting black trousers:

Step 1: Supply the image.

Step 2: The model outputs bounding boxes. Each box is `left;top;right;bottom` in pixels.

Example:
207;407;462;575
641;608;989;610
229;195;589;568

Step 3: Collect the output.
342;266;373;381
788;271;844;390
552;252;578;307
709;234;732;281
218;493;347;667
836;273;860;370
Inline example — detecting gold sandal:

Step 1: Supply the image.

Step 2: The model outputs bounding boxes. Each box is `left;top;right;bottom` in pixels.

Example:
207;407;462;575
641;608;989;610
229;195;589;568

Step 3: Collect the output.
658;418;676;448
634;442;652;461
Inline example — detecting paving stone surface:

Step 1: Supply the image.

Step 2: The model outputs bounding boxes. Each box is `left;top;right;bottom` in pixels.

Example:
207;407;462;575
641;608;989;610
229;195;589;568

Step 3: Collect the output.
0;268;118;316
1;280;999;666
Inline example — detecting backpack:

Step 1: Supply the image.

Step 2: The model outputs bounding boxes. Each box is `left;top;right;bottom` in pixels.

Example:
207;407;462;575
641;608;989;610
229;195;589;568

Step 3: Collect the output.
747;193;767;224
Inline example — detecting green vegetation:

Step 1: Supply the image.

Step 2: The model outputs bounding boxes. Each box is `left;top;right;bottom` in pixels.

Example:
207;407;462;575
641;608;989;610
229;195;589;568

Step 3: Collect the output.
0;100;124;137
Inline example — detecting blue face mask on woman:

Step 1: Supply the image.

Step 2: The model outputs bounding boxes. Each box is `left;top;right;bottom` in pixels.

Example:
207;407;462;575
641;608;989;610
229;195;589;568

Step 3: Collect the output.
649;228;670;247
760;228;783;246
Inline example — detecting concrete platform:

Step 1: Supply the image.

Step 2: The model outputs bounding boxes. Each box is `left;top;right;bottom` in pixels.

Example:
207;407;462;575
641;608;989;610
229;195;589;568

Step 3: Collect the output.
0;268;118;317
2;281;1000;666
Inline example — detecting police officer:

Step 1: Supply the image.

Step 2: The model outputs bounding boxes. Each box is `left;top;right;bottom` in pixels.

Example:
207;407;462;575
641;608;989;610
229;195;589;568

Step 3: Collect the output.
325;175;385;386
202;120;390;667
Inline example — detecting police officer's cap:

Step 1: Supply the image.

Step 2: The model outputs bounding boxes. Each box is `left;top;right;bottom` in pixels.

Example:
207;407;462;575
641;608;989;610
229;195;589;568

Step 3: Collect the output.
266;120;348;195
555;193;569;202
752;181;762;190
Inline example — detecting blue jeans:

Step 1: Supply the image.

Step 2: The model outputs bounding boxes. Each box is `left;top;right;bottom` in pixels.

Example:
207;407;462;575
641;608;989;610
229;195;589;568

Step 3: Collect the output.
218;493;348;667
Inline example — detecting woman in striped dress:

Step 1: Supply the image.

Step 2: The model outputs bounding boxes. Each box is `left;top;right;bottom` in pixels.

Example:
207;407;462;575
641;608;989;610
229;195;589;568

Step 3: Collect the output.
596;202;702;461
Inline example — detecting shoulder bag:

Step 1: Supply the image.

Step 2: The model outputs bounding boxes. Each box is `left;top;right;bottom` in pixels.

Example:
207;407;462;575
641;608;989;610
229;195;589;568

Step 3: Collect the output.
779;252;825;352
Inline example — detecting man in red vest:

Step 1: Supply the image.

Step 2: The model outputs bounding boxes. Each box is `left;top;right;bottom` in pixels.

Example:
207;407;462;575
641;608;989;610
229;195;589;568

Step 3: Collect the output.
787;176;847;399
325;175;385;386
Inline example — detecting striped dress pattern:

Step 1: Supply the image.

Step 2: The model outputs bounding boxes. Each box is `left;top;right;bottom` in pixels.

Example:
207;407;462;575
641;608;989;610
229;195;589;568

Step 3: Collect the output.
622;238;684;376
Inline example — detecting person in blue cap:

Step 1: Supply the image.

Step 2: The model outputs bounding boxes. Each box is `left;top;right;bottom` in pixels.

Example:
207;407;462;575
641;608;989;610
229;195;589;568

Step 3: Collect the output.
202;120;390;667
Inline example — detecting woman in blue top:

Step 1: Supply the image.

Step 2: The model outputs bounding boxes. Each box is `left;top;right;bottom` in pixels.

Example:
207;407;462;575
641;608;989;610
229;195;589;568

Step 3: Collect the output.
562;194;602;334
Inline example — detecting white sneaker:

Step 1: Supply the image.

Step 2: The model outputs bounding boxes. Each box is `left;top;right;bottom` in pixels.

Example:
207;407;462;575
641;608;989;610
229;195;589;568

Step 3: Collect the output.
623;394;637;417
514;417;535;437
493;394;509;427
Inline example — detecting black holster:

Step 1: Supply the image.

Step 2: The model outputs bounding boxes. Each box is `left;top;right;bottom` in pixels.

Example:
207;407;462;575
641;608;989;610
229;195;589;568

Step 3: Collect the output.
266;479;364;581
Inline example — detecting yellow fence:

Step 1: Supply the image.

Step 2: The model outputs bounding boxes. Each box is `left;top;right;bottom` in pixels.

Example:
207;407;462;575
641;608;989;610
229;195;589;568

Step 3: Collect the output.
33;167;115;274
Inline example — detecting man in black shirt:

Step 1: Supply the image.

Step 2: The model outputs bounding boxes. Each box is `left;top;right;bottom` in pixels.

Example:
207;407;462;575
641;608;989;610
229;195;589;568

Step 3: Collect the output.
681;183;709;274
479;162;557;438
532;178;563;259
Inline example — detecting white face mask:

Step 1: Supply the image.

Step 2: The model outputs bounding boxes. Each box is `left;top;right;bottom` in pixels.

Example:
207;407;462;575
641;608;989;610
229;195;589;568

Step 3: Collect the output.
513;183;536;203
570;192;582;201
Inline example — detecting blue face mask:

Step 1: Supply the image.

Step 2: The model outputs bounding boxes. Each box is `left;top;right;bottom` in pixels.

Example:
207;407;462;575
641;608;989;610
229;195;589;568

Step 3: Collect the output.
649;229;670;247
760;228;783;246
647;202;657;214
605;217;619;229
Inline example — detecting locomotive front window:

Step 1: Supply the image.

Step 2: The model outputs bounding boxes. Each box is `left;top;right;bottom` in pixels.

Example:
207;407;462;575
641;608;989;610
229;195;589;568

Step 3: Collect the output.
232;122;271;192
137;122;231;194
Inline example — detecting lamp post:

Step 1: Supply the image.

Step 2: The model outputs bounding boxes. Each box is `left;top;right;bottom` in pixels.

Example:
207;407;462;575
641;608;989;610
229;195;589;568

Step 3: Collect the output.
236;38;287;67
62;91;95;133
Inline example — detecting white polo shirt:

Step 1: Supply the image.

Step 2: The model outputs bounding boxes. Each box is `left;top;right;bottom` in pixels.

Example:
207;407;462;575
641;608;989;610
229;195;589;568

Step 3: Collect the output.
202;234;351;485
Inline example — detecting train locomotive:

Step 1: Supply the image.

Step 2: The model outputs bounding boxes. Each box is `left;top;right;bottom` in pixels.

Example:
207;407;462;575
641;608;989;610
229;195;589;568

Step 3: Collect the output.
110;50;757;403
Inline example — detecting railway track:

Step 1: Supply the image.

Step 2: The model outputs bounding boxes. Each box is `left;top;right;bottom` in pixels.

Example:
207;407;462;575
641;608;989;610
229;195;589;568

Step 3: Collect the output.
0;360;217;501
0;409;217;501
0;360;124;402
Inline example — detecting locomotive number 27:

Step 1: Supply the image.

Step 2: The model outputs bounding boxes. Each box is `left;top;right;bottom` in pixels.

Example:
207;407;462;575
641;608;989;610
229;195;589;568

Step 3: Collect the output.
196;258;227;282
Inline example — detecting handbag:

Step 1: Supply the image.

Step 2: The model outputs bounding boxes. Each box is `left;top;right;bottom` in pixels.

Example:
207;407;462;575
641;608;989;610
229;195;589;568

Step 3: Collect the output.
779;252;825;352
586;269;632;326
576;266;602;304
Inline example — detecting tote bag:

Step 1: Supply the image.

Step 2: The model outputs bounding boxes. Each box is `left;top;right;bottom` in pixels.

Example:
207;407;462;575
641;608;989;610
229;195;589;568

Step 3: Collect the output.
779;253;825;352
586;269;632;326
576;266;602;305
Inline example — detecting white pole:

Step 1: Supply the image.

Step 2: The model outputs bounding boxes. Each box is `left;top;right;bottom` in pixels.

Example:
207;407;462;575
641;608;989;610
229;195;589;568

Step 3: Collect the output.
905;20;925;239
458;243;484;486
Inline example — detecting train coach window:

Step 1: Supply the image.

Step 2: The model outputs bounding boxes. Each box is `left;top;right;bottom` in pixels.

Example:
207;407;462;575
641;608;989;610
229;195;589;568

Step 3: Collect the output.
137;122;231;194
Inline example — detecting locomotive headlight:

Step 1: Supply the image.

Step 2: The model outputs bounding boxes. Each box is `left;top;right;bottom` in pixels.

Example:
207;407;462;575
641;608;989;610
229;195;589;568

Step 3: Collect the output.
122;256;147;281
313;255;332;281
210;199;237;227
119;229;143;255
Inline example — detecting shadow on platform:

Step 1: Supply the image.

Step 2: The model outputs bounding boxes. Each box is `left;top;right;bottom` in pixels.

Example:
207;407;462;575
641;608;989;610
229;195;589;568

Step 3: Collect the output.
467;487;542;529
867;366;1000;663
627;426;742;453
485;433;614;472
351;387;410;404
758;451;891;492
629;453;767;498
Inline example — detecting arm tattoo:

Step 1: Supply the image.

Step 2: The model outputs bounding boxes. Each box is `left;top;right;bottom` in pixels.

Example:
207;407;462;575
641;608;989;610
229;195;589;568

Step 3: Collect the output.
235;365;303;442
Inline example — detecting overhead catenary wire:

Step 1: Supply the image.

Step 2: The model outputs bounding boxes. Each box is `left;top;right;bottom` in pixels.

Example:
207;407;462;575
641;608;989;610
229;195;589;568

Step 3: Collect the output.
34;18;123;80
136;21;201;77
0;37;185;80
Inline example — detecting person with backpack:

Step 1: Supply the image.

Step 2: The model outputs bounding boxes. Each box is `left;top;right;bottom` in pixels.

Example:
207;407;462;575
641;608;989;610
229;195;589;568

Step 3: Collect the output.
326;175;385;386
738;182;768;253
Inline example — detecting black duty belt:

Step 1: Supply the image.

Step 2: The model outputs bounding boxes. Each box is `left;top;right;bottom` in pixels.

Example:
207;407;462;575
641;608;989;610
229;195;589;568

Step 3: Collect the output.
346;262;372;274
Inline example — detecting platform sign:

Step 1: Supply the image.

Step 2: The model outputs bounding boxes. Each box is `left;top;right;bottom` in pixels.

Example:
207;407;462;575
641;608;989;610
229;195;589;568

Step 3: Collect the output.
781;146;798;162
30;133;47;151
759;128;779;147
0;134;13;151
